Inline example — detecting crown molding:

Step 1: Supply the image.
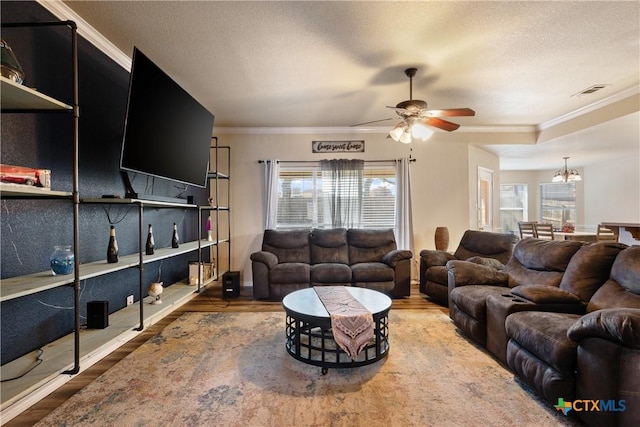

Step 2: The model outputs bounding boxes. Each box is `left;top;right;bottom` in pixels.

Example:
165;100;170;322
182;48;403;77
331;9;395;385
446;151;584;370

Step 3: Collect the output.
538;84;640;131
37;0;131;70
213;125;537;135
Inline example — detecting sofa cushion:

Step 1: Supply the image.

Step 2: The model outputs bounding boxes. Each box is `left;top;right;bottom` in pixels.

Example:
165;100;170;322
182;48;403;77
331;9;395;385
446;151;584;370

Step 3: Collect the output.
269;263;310;284
587;246;640;313
449;285;507;320
453;230;516;265
351;262;394;282
504;239;583;288
426;265;448;285
511;285;581;305
465;256;505;270
348;229;397;264
309;228;349;265
559;242;627;302
505;311;581;373
311;263;352;283
262;230;310;264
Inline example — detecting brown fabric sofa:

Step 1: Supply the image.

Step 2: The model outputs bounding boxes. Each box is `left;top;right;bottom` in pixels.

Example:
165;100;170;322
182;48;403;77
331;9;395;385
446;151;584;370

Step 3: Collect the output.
419;230;517;306
506;246;640;427
251;228;412;300
448;238;585;347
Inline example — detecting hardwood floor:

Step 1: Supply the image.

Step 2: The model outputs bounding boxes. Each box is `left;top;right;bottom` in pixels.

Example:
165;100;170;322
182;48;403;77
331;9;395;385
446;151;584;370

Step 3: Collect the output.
5;283;445;427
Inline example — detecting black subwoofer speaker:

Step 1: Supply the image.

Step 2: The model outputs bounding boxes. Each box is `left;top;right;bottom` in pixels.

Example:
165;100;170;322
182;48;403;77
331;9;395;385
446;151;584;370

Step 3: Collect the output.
87;301;109;329
223;271;240;299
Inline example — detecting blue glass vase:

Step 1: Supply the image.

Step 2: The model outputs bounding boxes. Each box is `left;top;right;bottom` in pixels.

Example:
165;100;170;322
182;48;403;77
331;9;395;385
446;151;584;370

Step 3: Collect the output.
50;245;74;275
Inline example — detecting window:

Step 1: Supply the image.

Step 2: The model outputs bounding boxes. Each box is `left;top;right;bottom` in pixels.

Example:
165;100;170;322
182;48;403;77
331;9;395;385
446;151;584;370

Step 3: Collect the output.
540;182;576;229
499;184;528;234
275;162;396;230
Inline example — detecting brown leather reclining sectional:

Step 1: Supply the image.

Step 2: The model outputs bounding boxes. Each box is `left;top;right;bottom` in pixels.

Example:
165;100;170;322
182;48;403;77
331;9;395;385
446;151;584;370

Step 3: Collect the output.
446;237;639;427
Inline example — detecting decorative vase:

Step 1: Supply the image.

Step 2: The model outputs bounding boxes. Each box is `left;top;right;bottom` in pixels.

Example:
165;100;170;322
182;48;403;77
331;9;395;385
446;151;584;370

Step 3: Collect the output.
50;245;74;275
434;227;450;251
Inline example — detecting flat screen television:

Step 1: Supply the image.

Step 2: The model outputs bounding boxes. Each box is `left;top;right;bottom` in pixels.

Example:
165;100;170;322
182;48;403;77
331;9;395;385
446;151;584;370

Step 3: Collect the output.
120;47;214;194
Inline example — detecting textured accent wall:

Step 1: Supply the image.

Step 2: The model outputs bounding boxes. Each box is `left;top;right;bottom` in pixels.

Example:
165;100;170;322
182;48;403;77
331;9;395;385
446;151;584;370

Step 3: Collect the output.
1;1;209;364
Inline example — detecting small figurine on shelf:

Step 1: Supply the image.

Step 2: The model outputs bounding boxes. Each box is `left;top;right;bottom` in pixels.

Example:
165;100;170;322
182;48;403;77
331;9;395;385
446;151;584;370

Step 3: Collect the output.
145;224;155;255
148;282;163;305
206;216;213;241
171;222;179;248
107;225;119;263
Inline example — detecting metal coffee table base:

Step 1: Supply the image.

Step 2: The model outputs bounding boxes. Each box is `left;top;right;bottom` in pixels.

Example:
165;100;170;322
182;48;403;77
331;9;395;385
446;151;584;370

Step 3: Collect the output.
284;312;390;374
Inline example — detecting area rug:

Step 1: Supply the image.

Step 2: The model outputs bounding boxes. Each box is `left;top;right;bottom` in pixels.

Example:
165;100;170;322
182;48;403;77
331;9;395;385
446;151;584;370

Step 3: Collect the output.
35;310;577;427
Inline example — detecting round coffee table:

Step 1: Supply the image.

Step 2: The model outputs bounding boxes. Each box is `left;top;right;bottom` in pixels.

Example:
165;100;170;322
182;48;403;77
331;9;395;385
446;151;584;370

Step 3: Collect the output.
282;287;392;374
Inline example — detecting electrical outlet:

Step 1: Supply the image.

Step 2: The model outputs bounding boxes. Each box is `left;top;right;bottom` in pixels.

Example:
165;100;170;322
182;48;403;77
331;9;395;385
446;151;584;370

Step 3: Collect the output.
126;295;134;306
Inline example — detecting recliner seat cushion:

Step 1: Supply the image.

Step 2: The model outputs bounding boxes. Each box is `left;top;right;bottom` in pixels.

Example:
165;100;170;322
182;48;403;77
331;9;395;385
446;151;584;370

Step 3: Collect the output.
311;263;352;283
351;262;394;282
450;285;507;320
505;311;581;373
269;263;310;284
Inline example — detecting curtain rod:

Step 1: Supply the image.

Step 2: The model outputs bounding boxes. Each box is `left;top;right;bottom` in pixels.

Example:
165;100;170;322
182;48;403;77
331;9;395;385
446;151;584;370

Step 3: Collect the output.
258;159;415;164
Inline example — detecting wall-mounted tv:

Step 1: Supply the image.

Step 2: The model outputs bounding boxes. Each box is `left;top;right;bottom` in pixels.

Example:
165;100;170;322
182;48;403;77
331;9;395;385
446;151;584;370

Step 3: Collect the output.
120;47;214;192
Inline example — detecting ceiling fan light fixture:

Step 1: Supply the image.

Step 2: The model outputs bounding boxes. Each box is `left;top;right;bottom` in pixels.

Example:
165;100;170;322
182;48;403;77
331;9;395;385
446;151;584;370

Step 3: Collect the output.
399;129;413;144
389;123;405;142
552;157;582;182
411;122;434;141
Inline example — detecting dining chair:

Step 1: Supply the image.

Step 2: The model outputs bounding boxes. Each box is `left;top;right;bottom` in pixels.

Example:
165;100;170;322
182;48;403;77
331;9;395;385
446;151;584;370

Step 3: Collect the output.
518;221;537;239
533;223;555;240
597;224;618;242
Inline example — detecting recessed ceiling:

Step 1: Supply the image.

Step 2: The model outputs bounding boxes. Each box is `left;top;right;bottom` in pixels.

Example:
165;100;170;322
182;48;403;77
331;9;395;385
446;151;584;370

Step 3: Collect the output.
57;0;640;169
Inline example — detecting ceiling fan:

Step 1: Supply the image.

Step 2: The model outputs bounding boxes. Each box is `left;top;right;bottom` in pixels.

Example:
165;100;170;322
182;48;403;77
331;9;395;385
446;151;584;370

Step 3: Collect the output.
352;68;475;142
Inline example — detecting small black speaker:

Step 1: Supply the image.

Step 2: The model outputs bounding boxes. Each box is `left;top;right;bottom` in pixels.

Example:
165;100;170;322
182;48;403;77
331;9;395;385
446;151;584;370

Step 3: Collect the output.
223;271;240;299
87;301;109;329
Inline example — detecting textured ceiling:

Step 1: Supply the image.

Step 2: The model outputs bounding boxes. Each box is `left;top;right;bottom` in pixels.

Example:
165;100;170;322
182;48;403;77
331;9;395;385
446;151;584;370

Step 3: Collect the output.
60;0;640;170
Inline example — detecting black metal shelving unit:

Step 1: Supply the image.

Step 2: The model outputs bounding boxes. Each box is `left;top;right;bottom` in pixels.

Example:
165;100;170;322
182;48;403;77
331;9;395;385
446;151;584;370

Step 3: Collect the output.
1;20;81;375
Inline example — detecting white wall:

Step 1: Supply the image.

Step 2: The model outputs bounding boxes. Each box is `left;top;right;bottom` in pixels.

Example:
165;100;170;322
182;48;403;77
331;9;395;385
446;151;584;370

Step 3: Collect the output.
583;156;640;224
219;130;492;285
500;157;639;229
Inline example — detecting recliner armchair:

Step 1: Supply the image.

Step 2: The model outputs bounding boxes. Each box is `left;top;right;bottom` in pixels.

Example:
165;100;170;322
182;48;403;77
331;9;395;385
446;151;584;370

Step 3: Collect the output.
419;230;516;306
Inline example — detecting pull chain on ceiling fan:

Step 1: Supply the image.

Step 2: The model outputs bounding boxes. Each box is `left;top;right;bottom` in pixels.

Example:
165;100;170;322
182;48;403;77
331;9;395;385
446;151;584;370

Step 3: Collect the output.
351;68;475;143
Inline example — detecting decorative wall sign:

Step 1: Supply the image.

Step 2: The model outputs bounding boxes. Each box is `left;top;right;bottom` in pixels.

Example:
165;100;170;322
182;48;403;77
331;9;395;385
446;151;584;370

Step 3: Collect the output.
312;140;365;153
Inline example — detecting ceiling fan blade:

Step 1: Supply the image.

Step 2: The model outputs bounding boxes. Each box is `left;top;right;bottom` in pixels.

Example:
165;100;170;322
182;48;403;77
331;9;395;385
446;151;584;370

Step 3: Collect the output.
425;108;475;117
350;117;394;127
423;117;460;132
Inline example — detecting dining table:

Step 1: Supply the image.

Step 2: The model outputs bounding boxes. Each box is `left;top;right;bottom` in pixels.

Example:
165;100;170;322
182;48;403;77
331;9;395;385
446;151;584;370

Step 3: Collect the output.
553;231;597;242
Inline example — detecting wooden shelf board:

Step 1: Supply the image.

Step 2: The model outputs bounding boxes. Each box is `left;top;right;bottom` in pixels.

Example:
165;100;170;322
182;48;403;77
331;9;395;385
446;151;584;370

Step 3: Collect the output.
0;281;199;410
0;183;72;198
1;241;218;302
1;76;72;111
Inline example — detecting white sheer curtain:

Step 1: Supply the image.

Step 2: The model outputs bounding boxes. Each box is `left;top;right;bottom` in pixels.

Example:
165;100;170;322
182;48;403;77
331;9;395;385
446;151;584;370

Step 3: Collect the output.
395;158;413;251
263;159;280;229
320;159;364;229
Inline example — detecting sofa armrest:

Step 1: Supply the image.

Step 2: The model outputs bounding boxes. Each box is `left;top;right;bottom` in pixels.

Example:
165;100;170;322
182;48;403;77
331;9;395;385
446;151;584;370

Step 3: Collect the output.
383;249;413;267
567;308;640;349
419;249;456;268
511;285;582;305
446;260;509;288
250;251;279;269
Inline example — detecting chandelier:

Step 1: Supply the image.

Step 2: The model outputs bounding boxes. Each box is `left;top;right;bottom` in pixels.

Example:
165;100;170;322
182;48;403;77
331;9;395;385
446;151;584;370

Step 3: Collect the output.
552;157;582;182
